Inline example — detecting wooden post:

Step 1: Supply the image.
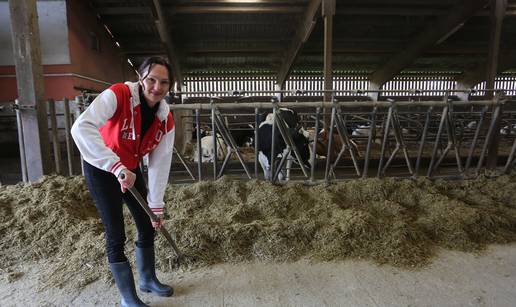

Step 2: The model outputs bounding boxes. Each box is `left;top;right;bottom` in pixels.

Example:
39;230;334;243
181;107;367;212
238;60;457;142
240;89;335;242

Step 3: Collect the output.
486;0;507;169
322;0;335;130
9;0;52;181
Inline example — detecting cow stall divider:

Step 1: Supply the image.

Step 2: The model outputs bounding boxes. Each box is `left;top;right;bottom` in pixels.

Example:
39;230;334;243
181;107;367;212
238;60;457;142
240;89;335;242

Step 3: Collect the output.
48;89;516;185
208;99;252;180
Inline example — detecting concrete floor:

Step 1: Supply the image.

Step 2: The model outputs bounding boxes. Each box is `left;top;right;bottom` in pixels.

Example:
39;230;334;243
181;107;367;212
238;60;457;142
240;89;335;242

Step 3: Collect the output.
1;244;516;307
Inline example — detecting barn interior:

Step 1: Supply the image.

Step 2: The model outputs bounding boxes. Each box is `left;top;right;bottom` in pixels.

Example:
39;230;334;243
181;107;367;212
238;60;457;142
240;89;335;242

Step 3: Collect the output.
2;0;516;306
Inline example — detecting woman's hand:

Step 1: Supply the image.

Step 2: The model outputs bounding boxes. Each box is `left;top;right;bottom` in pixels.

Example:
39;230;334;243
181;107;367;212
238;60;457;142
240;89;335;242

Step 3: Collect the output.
152;214;164;230
118;169;136;193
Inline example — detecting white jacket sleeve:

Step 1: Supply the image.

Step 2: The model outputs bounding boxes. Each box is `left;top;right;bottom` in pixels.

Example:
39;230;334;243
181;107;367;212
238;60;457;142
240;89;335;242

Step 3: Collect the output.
71;90;125;177
146;127;175;211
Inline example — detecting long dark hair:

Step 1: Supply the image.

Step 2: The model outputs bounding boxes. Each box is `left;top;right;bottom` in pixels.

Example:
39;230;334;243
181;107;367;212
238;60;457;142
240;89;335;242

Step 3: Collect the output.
137;56;173;92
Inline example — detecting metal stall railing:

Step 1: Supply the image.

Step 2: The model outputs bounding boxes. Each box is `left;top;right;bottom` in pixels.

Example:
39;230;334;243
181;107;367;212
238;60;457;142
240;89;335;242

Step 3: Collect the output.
15;89;512;185
168;90;514;184
4;98;79;182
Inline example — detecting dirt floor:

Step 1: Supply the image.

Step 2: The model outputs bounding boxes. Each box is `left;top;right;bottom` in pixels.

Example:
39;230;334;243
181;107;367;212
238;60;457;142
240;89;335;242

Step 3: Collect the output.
1;244;516;306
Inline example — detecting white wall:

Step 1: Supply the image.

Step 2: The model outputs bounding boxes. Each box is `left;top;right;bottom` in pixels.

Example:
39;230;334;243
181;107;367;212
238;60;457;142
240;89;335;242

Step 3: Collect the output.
0;0;70;65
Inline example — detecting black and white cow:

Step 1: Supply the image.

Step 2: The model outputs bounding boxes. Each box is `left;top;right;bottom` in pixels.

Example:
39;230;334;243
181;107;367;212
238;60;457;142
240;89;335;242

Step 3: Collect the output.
257;108;310;180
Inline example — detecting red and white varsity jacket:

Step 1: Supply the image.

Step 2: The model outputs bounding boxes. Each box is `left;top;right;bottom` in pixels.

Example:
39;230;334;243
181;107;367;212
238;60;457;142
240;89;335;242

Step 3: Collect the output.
71;81;175;212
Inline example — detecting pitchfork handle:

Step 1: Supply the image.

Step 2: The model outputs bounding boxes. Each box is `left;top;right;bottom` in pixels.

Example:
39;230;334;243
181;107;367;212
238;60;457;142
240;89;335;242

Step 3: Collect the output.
119;173;183;260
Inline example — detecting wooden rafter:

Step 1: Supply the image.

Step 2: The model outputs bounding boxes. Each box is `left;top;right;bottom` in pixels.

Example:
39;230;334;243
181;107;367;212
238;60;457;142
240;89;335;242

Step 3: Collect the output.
456;51;516;101
276;0;322;87
149;0;183;88
456;0;510;101
368;0;489;100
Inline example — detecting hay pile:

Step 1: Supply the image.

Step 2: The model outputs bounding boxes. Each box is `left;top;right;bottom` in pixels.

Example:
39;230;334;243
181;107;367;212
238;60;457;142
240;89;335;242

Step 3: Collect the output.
0;176;106;290
1;174;516;291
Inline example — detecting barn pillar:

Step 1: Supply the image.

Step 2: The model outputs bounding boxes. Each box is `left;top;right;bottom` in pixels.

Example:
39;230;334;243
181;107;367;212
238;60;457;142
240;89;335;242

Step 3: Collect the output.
322;0;335;130
486;0;507;169
8;0;51;182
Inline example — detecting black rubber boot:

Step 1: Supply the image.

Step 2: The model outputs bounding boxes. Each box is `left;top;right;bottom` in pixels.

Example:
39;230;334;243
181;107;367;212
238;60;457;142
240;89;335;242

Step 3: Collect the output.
135;246;174;297
109;261;149;307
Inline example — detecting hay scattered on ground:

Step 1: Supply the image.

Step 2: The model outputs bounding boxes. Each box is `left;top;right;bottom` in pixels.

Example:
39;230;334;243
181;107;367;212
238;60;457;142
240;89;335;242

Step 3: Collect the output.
1;174;516;291
0;176;106;290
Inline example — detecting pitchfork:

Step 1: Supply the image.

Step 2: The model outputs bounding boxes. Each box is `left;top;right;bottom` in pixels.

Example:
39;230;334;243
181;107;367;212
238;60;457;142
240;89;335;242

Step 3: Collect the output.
120;173;184;265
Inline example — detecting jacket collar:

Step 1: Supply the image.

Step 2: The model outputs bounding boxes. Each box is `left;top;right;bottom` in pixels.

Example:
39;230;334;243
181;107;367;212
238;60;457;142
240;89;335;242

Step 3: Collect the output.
125;81;170;121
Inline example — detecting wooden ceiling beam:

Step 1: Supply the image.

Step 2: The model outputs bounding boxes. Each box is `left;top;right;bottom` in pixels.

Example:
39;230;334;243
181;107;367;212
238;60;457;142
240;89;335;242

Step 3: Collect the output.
335;7;516;16
455;56;516;101
276;0;322;86
149;0;183;88
98;6;304;15
95;4;516;16
95;5;516;19
97;7;152;15
122;49;166;55
368;0;489;100
172;6;303;14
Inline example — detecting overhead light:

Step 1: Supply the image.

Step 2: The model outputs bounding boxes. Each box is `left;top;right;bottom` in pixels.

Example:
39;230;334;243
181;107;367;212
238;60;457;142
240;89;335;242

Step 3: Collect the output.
103;24;114;38
437;22;464;44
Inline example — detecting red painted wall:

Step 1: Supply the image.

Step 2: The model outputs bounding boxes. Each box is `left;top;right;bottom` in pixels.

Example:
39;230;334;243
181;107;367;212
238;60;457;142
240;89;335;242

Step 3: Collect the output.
0;0;136;103
66;0;136;92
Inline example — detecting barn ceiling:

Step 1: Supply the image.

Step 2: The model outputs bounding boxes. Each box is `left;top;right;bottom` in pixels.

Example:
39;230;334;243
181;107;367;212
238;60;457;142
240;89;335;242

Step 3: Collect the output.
89;0;516;83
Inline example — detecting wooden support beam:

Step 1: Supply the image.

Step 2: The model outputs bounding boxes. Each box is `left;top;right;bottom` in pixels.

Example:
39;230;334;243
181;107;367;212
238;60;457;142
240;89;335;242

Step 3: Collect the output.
368;0;488;101
322;0;335;130
486;0;507;99
150;0;184;90
8;0;52;182
456;51;516;101
486;0;507;169
276;0;322;87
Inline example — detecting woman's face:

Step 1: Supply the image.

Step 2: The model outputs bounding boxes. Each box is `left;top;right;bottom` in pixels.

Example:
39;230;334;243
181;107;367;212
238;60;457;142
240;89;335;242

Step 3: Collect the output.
140;64;171;106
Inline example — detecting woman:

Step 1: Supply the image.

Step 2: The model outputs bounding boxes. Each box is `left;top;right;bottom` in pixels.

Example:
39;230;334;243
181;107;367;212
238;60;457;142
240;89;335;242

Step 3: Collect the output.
72;56;175;307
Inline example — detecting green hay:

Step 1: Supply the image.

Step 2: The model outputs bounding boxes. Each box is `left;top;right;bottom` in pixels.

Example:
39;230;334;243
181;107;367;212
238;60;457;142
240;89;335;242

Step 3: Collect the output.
1;174;516;291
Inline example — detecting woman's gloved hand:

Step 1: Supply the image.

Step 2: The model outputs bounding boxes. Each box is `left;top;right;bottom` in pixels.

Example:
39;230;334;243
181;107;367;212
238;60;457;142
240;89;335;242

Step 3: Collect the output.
118;169;136;193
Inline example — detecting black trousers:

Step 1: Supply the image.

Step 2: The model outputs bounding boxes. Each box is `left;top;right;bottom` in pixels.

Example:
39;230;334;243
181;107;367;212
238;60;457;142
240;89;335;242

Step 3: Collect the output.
83;161;155;263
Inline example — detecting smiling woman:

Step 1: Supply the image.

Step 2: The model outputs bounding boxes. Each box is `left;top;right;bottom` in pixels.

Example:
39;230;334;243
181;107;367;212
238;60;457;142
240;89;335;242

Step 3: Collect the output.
71;56;176;306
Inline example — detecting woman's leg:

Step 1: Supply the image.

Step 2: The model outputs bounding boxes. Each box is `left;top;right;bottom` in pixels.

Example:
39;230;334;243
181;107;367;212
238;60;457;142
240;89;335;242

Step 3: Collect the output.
122;167;174;297
83;161;148;306
83;161;127;263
